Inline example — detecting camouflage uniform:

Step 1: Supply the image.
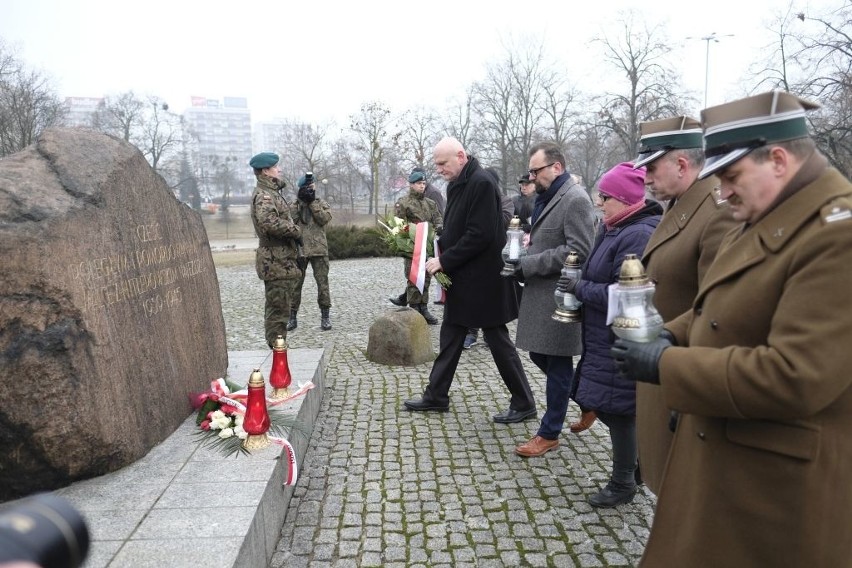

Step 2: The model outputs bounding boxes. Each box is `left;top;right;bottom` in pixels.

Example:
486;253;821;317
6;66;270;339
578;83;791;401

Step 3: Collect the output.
251;174;301;347
395;190;443;305
290;197;333;311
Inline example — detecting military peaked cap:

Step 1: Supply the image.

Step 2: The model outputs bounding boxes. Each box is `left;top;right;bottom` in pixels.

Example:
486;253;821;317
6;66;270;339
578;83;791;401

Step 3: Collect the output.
698;90;820;180
634;116;703;169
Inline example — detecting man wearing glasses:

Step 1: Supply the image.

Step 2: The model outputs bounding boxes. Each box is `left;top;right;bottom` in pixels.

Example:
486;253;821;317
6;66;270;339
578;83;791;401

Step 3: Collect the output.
511;142;596;457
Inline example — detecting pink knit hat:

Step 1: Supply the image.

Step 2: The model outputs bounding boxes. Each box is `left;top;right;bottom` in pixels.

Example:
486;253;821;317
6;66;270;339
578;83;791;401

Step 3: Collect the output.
598;162;646;205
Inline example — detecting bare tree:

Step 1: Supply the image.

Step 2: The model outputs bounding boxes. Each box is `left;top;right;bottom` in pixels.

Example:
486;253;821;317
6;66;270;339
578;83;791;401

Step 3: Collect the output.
442;87;476;149
397;105;442;176
0;40;65;157
538;71;581;149
137;97;181;172
792;3;852;176
470;37;553;191
593;11;692;160
565;115;624;192
276;120;331;188
349;101;399;214
91;91;145;141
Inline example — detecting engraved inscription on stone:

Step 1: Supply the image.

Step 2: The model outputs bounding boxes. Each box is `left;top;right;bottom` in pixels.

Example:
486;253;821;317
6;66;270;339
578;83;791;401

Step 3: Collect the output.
0;128;228;500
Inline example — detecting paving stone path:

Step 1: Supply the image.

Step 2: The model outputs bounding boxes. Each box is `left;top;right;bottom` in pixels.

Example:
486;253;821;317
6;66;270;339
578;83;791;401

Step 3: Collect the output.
218;257;655;568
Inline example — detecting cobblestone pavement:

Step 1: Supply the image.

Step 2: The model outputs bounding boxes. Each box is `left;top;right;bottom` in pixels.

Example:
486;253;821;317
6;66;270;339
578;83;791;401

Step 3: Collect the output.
217;257;655;568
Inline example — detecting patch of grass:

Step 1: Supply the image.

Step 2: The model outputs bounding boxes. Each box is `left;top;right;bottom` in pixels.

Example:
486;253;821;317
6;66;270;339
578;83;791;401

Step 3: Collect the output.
212;250;254;267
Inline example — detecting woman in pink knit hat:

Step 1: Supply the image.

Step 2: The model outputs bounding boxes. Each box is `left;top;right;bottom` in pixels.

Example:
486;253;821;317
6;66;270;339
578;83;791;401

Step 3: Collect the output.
559;161;663;507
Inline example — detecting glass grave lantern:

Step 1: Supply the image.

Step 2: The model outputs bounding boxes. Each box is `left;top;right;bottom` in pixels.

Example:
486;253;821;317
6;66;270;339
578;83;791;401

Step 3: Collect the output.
501;216;527;276
552;251;582;323
242;368;271;450
610;254;663;342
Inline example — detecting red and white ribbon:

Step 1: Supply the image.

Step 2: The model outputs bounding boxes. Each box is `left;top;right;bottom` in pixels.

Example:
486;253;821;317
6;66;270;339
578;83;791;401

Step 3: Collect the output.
270;437;299;485
408;222;429;293
268;381;316;407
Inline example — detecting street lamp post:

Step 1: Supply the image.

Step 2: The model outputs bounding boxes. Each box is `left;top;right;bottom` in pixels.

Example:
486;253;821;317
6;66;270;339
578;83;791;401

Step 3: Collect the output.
689;32;734;108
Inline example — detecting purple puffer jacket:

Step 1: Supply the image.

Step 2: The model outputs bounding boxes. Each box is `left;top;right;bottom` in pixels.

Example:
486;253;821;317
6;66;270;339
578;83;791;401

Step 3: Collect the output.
573;200;662;415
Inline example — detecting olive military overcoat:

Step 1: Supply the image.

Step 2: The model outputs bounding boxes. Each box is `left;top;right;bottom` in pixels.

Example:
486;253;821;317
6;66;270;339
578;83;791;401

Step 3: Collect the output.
642;165;852;567
637;175;735;494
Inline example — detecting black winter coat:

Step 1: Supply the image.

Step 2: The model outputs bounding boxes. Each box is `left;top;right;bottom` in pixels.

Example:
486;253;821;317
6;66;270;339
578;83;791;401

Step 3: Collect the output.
438;157;519;328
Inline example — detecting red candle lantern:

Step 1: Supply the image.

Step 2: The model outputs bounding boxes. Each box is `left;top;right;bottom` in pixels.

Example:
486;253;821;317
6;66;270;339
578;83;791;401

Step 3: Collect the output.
242;368;271;450
269;335;292;400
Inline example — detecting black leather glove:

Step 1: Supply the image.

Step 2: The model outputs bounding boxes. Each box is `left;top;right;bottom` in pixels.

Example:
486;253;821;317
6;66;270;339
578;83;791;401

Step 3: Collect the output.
610;336;673;384
502;259;523;281
297;256;308;271
298;186;315;203
556;275;577;294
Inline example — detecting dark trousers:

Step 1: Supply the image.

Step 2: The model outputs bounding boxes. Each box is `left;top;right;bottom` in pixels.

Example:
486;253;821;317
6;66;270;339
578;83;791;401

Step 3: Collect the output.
423;321;535;411
530;352;575;440
597;411;638;488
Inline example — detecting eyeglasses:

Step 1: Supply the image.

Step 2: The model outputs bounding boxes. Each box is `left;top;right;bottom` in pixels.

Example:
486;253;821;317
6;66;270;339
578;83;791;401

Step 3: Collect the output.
528;162;556;176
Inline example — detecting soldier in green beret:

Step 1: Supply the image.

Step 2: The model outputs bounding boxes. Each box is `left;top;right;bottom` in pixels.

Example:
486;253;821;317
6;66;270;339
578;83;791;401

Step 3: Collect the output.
249;152;302;347
391;170;443;325
288;172;333;331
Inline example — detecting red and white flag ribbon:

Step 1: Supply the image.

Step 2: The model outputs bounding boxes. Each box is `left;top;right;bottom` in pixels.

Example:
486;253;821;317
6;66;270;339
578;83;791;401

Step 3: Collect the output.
270;437;299;485
408;222;429;294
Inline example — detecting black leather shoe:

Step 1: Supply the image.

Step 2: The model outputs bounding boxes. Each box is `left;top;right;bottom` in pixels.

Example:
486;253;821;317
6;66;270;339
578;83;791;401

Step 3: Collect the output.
404;398;449;412
493;407;537;424
588;483;637;508
389;293;406;307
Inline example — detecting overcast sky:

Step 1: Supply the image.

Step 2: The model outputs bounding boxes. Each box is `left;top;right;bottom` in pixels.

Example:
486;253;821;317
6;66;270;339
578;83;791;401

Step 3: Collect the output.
0;0;832;125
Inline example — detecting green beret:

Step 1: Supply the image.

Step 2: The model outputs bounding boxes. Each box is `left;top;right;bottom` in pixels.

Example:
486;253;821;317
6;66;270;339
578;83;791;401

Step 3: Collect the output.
297;175;309;189
408;171;425;183
249;152;279;169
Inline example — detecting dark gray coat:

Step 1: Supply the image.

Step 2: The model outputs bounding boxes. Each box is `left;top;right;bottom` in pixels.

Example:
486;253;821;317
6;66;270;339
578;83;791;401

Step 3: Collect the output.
515;176;596;356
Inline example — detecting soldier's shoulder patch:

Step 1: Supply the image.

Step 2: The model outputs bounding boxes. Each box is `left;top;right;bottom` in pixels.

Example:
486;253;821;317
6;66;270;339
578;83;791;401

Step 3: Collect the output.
821;198;852;224
260;194;273;202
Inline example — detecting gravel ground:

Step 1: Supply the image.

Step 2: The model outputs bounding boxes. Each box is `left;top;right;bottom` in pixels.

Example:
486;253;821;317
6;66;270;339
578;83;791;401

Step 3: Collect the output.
217;257;655;567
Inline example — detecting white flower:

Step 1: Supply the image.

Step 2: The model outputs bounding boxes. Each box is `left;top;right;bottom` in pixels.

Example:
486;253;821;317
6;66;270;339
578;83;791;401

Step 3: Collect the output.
210;410;226;421
234;414;244;426
218;427;234;439
234;424;248;440
390;226;400;235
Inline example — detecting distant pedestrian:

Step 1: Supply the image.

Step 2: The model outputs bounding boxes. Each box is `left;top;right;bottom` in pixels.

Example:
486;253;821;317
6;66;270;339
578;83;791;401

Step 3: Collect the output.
249;152;301;348
288;172;333;331
513;173;536;232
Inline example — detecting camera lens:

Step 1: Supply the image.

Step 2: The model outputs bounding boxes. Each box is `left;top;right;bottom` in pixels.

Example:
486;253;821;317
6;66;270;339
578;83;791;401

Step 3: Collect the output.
0;493;90;568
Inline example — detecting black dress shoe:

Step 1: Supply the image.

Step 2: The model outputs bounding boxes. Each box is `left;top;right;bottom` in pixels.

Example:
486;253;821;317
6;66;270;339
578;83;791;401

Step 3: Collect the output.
588;483;637;508
404;397;449;412
389;293;406;307
492;407;537;424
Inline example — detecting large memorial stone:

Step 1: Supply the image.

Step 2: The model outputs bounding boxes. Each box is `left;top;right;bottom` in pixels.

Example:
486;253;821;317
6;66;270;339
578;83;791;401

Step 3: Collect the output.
366;308;435;366
0;128;228;500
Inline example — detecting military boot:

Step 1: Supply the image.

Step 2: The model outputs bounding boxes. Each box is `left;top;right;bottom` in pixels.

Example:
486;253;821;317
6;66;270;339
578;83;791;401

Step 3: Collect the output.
320;307;332;331
389;292;406;307
416;304;438;325
286;309;298;331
